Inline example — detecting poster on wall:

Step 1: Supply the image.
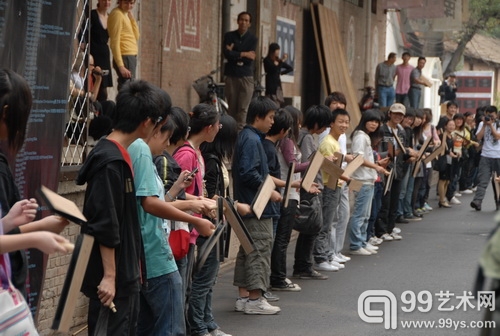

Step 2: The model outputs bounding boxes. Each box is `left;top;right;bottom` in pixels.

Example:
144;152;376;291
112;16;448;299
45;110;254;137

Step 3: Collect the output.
0;0;76;323
276;16;295;83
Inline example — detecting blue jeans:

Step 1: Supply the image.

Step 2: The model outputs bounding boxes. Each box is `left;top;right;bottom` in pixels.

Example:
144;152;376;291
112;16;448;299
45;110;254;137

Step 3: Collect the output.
313;186;340;264
397;168;411;217
377;86;395;107
367;182;383;240
137;271;185;336
349;184;374;250
408;87;421;108
188;237;220;336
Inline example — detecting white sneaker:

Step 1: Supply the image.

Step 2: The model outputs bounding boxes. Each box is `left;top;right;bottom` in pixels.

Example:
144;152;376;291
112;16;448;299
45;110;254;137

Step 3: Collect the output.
368;237;382;246
391;232;403;240
381;233;394;241
450;196;461;205
392;227;402;234
424;203;433;211
329;259;345;269
337;253;351;262
472;186;477;192
314;261;339;272
460;189;473;194
210;329;233;336
364;245;378;254
365;243;379;251
332;254;346;263
235;297;248;312
454;192;462;197
350;247;372;256
244;297;281;315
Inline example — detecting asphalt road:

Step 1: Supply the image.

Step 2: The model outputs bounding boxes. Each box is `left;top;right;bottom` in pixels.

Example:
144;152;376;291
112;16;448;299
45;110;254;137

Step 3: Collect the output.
211;188;498;336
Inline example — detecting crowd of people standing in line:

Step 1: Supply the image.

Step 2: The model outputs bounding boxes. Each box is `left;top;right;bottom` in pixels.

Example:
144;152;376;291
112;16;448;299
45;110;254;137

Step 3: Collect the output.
2;2;500;335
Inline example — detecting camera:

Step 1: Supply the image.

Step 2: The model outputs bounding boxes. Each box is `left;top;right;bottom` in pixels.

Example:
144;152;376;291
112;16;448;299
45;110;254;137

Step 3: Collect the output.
485;116;491;122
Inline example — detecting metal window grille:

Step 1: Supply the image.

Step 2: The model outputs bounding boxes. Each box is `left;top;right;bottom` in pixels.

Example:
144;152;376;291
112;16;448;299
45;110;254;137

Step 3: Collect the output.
62;0;90;166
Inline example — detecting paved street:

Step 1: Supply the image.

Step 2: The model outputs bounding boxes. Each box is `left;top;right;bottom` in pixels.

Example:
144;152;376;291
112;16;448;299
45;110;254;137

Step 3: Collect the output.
212;189;498;336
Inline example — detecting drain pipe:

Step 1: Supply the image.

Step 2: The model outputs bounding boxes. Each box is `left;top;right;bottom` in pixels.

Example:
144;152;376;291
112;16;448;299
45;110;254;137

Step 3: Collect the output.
364;0;372;87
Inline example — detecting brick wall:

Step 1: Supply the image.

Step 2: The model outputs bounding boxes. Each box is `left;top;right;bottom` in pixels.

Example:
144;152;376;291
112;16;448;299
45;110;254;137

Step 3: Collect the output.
37;182;88;335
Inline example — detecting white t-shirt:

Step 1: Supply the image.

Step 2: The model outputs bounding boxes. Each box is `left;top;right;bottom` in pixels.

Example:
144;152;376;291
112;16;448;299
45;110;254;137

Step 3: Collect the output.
477;121;500;158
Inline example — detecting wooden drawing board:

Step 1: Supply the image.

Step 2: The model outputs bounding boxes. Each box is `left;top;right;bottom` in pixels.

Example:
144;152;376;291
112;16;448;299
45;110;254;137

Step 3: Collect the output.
282;162;296;208
412;136;433;177
52;234;94;332
251;175;276;219
301;151;324;192
343;154;364;177
349;179;363;192
222;198;255;254
322;159;344;189
38;185;87;225
393;132;407;154
384;169;395;195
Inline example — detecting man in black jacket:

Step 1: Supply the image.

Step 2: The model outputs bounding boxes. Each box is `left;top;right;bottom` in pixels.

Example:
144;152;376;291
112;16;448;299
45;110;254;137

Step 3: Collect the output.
223;11;258;130
375;103;418;241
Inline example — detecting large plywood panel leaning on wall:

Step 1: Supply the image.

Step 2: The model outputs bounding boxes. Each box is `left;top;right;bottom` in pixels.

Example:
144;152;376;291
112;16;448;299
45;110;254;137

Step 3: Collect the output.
310;3;361;133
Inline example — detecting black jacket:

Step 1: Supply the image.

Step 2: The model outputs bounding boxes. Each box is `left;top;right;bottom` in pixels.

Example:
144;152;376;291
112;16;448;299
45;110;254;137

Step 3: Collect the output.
379;123;410;180
223;30;258;77
77;139;144;299
0;152;27;298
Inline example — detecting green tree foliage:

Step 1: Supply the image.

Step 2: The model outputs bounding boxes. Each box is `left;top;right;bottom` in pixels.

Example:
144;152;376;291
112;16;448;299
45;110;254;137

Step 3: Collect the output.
444;0;500;75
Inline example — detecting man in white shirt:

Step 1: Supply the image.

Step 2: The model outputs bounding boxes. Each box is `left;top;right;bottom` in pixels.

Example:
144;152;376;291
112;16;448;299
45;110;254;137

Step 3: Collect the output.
471;106;500;211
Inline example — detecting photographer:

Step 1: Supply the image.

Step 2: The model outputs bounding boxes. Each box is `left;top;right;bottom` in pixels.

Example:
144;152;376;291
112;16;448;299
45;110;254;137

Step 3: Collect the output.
470;105;500;211
70;53;115;140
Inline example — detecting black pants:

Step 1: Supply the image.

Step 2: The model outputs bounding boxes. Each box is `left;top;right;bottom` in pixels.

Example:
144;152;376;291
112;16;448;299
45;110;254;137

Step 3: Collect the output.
270;200;297;286
375;179;401;237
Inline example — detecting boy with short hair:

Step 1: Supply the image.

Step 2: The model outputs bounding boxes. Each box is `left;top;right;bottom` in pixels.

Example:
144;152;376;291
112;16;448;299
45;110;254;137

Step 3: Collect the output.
77;80;161;335
127;90;215;335
314;109;350;271
232;96;283;315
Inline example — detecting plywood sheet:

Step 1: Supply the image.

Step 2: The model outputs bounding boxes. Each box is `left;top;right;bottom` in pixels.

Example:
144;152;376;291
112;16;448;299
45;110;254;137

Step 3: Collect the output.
311;3;361;133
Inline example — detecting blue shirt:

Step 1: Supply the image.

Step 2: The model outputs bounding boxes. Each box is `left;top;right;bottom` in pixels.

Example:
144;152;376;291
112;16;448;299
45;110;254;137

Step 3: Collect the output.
129;139;177;279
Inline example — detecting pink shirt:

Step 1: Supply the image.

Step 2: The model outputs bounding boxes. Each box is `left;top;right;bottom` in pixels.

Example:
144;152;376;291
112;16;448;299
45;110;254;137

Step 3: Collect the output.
395;64;414;94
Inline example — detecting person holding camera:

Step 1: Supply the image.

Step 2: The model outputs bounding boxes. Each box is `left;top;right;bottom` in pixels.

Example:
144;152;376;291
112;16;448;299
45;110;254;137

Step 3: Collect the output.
470;105;500;211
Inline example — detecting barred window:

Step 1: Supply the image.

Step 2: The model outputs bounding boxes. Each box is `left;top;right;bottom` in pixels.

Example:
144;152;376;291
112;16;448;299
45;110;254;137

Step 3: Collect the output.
62;2;91;166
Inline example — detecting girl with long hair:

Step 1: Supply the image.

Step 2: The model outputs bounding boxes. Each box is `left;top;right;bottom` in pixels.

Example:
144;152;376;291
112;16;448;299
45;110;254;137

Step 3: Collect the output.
348;110;389;256
436;118;459;208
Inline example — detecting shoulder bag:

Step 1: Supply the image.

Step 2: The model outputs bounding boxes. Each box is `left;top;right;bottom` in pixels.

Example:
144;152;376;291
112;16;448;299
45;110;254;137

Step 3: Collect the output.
294;191;322;235
0;254;38;335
